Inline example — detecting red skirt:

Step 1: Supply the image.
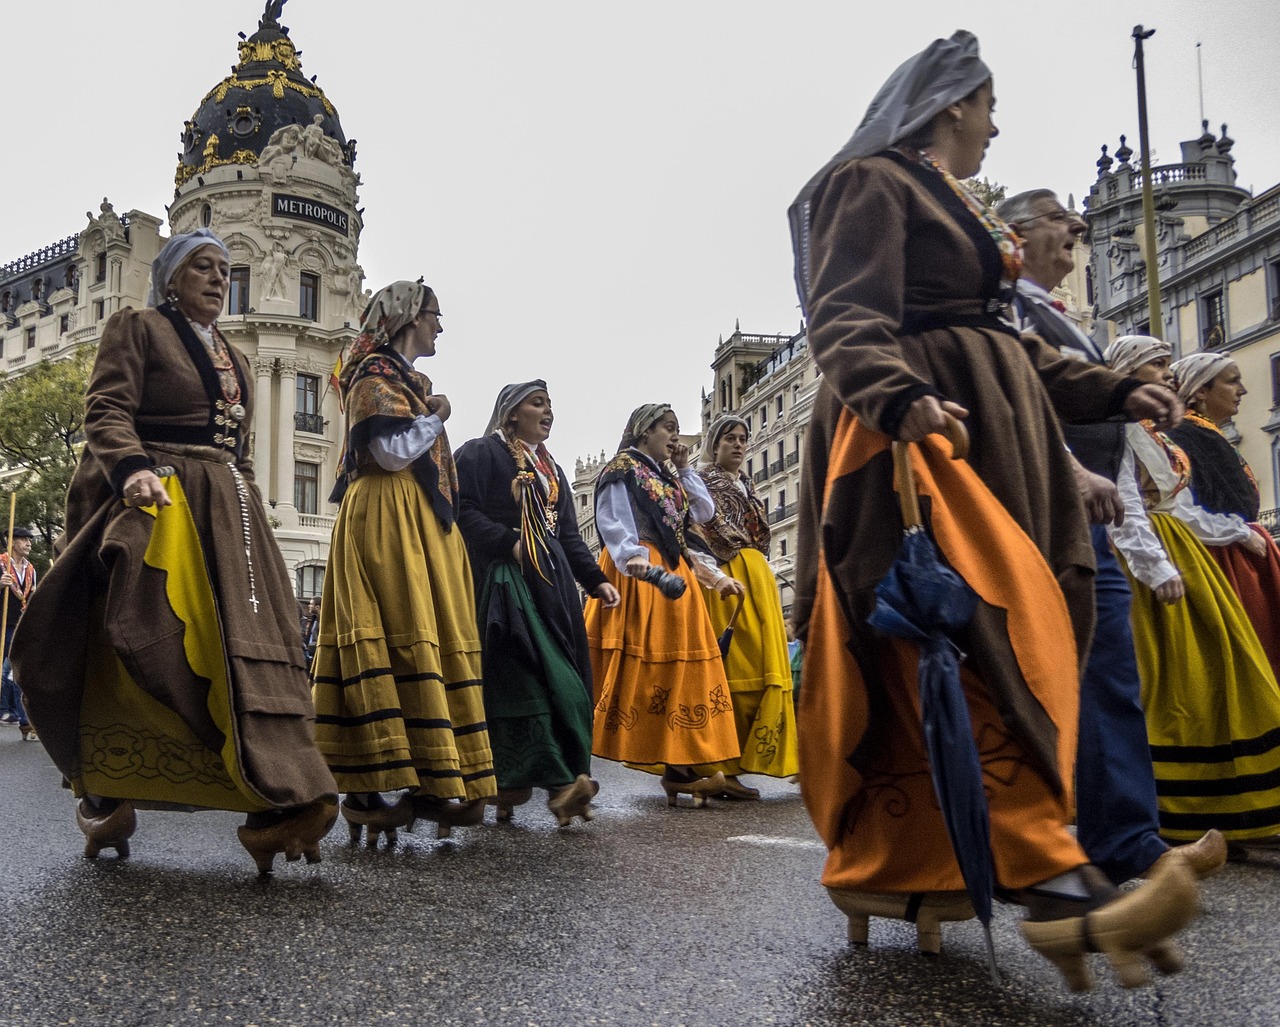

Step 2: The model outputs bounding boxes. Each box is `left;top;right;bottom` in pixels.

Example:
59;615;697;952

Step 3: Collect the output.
1209;524;1280;680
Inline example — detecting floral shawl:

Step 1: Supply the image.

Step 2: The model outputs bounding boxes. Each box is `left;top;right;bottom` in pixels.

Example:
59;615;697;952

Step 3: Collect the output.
330;350;459;531
595;449;690;570
693;464;770;564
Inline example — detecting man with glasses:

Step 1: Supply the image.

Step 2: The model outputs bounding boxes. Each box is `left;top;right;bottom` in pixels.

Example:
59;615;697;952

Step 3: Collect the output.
997;189;1225;884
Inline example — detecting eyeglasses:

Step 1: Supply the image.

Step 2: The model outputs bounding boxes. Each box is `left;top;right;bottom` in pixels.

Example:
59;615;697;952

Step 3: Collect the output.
418;308;443;322
1017;209;1086;229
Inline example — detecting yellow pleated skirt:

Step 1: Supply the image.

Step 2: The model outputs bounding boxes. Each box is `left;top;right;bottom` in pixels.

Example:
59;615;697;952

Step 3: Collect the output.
695;548;798;778
587;545;740;768
311;468;496;800
1123;512;1280;841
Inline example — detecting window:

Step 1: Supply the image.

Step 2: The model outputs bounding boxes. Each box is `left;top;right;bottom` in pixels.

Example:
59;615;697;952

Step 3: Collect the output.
779;536;788;557
228;266;250;315
1085;266;1095;307
59;314;69;335
95;253;107;283
745;415;752;434
747;457;754;477
760;404;768;429
1135;320;1150;336
776;395;784;418
295;374;323;433
1270;260;1280;320
0;291;9;312
1201;289;1225;347
1271;353;1280;409
778;487;787;513
296;564;324;599
25;327;36;350
299;272;320;320
294;461;320;514
777;441;785;463
93;300;105;322
201;203;213;227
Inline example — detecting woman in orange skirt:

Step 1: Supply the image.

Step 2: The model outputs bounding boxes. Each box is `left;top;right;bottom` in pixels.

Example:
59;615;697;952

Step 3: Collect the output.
586;404;742;805
788;30;1199;991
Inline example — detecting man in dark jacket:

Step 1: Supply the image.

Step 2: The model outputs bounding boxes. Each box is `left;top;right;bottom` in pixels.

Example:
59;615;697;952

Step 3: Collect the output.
998;189;1223;883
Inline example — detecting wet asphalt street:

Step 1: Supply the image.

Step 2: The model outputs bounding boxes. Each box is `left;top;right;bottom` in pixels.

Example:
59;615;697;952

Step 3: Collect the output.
1;729;1278;1027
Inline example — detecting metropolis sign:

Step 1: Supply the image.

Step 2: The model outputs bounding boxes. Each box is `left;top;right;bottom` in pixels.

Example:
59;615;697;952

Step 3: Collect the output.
271;193;349;235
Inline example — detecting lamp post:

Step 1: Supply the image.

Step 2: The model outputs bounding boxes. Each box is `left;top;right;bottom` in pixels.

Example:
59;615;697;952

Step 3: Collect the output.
1133;25;1163;338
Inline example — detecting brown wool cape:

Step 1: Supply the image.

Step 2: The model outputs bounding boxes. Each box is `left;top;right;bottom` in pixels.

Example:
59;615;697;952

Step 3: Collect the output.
13;307;336;811
794;154;1141;892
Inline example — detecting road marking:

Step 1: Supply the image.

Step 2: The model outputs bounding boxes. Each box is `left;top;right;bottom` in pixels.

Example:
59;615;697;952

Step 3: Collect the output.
727;834;826;851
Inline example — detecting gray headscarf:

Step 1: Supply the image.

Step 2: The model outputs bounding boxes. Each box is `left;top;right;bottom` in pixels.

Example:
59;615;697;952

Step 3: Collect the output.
1171;352;1235;404
700;415;749;467
485;379;549;437
618;403;673;452
1104;335;1171;377
146;228;230;307
787;30;990;315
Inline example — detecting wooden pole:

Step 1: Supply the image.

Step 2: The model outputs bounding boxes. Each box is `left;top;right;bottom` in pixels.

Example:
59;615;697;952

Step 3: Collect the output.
0;492;16;655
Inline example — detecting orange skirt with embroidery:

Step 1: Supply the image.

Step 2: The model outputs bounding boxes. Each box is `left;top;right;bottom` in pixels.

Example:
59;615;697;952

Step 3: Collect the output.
800;414;1087;893
587;545;740;768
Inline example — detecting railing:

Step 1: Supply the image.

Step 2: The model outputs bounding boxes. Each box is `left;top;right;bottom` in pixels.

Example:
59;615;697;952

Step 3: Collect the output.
785;451;800;467
294;411;325;434
298;514;336;531
1129;163;1207;189
752;468;768;484
0;235;80;282
768;503;797;524
769;460;784;476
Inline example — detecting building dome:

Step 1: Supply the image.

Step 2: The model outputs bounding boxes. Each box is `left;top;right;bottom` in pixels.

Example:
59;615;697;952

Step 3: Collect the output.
175;0;351;190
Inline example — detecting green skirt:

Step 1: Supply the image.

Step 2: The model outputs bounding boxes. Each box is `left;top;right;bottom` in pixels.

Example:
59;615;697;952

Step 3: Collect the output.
478;560;593;789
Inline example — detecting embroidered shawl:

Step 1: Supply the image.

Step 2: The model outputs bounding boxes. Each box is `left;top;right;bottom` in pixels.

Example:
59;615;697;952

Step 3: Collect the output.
693;465;770;564
331;350;459;531
1166;411;1259;522
595;449;689;570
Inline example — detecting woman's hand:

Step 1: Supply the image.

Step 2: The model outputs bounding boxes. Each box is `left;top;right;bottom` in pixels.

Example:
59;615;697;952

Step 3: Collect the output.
896;396;969;443
624;556;652;578
426;395;452;422
122;469;172;509
715;576;746;598
594;582;621;608
1123;385;1183;431
1154;574;1185;604
670;442;690;470
1243;530;1269;559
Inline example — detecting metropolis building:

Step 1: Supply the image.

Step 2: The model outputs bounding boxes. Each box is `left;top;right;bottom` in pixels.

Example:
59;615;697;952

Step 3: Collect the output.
0;2;364;597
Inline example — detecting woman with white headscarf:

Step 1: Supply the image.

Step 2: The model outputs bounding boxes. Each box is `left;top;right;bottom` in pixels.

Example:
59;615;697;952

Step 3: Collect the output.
788;31;1196;989
1105;337;1280;849
454;381;619;826
1167;353;1280;684
12;228;338;874
310;281;496;846
688;415;798;795
587;404;742;806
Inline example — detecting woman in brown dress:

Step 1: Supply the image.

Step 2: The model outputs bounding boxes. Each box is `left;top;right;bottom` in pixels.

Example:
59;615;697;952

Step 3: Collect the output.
789;31;1198;990
12;228;338;874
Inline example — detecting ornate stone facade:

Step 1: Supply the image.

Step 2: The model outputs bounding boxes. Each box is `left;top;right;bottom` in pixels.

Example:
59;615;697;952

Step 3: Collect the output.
0;1;363;596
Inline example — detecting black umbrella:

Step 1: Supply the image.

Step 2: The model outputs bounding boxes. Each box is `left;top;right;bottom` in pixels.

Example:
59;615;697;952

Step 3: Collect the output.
865;417;1000;983
717;593;746;657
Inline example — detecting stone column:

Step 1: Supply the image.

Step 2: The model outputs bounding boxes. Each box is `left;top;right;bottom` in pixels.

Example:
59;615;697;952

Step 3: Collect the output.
276;357;298;518
252;355;275;501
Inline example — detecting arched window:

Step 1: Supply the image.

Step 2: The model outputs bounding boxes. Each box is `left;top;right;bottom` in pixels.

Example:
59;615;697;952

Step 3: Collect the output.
296;563;324;599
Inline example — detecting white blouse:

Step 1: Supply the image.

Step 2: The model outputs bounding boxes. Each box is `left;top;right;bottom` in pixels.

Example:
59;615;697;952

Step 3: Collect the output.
1109;422;1251;590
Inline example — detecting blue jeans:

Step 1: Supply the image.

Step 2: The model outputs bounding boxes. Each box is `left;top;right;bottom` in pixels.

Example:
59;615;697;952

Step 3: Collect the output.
0;661;25;724
1076;524;1168;883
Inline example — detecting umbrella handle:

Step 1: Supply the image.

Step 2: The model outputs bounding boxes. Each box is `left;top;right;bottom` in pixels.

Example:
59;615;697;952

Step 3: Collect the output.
726;592;745;632
891;414;970;530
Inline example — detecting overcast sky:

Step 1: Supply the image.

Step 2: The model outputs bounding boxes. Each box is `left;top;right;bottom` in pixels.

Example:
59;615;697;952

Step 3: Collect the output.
4;0;1278;467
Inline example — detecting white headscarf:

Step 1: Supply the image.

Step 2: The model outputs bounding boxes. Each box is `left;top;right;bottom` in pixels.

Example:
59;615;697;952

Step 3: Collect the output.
146;228;230;308
1104;335;1172;376
1171;352;1234;404
788;30;991;314
700;415;749;467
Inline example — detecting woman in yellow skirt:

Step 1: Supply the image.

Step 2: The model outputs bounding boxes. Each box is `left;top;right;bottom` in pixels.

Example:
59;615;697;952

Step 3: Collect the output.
690;415;798;797
586;404;742;805
311;281;496;846
1105;335;1280;845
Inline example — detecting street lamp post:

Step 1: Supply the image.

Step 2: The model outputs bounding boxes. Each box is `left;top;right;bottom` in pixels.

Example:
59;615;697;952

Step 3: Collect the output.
1133;25;1163;339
